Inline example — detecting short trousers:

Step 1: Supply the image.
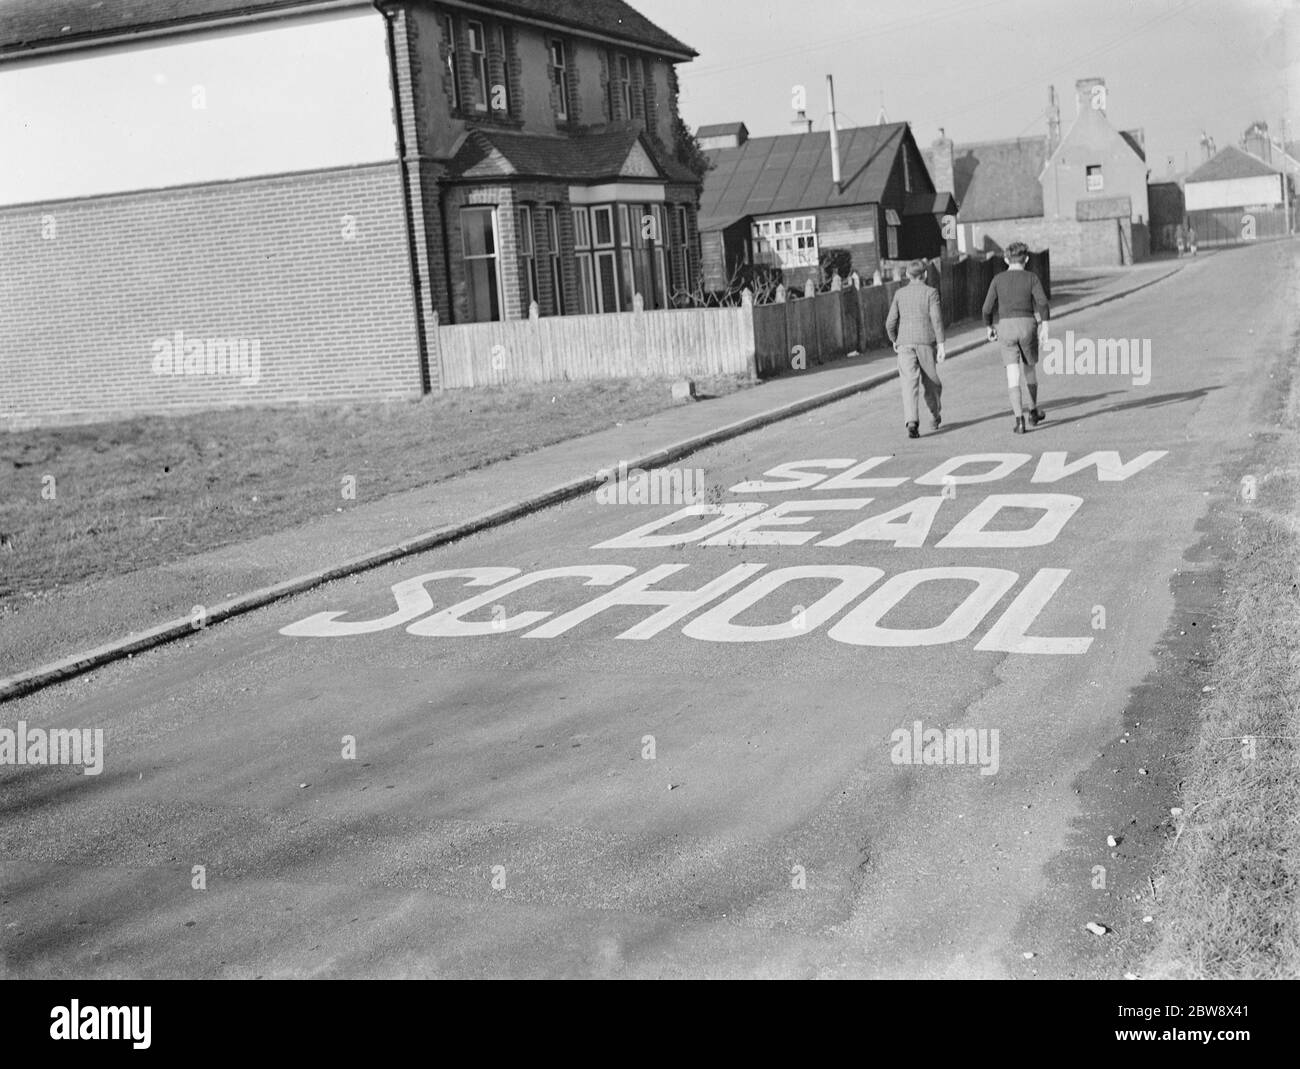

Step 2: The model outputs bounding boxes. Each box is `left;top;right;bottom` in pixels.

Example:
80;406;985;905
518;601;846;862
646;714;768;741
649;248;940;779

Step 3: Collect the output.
998;316;1039;366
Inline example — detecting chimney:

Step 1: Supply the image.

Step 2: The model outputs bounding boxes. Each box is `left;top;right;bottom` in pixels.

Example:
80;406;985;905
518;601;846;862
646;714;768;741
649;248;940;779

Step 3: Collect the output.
791;109;813;134
930;128;955;196
1075;76;1106;116
1047;86;1060;152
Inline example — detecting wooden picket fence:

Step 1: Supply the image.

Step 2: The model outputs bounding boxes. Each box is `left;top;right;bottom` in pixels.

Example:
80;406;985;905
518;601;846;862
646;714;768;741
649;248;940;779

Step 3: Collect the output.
433;250;1051;387
435;304;756;387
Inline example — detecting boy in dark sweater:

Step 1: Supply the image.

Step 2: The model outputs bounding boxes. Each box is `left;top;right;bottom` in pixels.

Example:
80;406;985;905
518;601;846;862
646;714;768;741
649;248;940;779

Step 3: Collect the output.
982;241;1049;433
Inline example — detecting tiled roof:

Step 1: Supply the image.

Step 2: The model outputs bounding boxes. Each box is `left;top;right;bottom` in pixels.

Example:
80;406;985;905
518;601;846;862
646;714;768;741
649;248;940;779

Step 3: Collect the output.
699;123;911;232
448;123;698;184
1186;145;1282;183
948;138;1047;222
0;0;696;58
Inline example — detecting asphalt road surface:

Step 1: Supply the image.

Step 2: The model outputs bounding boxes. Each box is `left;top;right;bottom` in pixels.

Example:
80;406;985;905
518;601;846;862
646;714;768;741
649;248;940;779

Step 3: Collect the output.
2;241;1294;979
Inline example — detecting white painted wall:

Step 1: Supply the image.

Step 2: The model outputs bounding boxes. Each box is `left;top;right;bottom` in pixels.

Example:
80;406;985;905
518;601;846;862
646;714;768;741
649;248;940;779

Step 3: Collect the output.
1185;173;1283;210
0;7;396;206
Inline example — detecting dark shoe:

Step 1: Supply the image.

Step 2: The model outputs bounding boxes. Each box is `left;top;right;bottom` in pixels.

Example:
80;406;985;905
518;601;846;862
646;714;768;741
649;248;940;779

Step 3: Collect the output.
1028;407;1046;426
906;422;920;439
931;414;941;431
1012;416;1026;434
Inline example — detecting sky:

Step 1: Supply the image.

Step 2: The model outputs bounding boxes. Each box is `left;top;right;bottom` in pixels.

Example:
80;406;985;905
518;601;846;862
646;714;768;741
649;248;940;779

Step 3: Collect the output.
635;0;1299;176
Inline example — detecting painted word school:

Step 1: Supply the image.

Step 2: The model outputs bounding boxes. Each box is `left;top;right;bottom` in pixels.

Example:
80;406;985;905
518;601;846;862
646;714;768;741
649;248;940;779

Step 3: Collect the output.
282;450;1166;651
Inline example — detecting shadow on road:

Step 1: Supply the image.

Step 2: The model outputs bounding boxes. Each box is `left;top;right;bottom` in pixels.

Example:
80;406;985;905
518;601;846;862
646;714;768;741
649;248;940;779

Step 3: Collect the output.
927;386;1222;437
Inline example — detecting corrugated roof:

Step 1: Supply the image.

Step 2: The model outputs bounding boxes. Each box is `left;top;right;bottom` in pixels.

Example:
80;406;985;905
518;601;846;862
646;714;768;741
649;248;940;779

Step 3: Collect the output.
1186;145;1281;183
0;0;696;58
699;122;910;231
448;122;697;183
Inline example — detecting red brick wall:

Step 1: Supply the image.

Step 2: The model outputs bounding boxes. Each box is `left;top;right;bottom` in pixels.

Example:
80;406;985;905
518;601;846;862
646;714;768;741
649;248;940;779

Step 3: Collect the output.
0;163;422;429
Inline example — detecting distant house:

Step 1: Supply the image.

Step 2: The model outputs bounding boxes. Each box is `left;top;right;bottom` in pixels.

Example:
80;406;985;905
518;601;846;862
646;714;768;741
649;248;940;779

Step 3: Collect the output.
1183;145;1293;245
1185;146;1287;210
0;0;705;427
697;120;953;291
925;78;1153;266
697;122;749;151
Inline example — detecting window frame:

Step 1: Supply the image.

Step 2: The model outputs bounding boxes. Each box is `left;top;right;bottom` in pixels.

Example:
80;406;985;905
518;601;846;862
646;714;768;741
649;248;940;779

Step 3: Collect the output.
493;23;512;116
616;53;632;118
517;204;539;311
751;215;819;268
443;14;461;112
1085;164;1104;192
467;20;489;112
461;205;503;322
572;205;597;314
542;205;563;315
550;39;570;121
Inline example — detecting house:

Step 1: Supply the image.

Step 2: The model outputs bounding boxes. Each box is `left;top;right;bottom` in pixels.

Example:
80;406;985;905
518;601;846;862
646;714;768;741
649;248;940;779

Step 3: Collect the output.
1183;145;1293;245
0;0;704;427
696;120;954;291
926;78;1153;266
696;122;749;151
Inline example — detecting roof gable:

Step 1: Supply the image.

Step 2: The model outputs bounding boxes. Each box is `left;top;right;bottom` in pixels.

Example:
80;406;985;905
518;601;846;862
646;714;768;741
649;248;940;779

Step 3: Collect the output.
448;123;694;184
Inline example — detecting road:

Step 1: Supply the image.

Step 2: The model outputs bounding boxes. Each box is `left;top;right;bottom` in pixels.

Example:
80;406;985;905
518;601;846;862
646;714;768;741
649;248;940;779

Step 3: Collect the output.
2;240;1294;979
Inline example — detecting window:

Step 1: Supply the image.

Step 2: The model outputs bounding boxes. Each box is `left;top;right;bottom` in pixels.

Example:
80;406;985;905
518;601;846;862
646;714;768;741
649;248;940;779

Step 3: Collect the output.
677;205;694;292
462;207;501;322
493;24;512;115
751;215;818;268
550;39;569;120
591;205;619;312
628;204;669;309
573;206;597;313
442;15;461;111
467;20;488;111
1086;164;1104;192
641;58;654;126
542;206;563;314
518;205;539;311
616;54;632;119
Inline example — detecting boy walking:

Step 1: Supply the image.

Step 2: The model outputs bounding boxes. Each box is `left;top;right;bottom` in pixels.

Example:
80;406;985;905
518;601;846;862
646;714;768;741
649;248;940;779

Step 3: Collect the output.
886;259;946;438
982;241;1049;434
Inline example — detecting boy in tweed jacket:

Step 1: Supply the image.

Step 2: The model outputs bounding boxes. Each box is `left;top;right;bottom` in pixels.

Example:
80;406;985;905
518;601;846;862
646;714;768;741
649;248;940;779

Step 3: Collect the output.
885;260;946;438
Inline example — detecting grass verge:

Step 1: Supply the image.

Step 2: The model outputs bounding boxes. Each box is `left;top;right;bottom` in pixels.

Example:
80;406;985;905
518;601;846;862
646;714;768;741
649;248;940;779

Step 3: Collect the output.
1143;348;1300;979
0;375;751;616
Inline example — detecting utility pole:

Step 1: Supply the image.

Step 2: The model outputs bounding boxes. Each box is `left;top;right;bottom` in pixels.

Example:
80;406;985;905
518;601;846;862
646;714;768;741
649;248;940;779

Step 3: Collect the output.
1283;116;1292;236
827;75;842;194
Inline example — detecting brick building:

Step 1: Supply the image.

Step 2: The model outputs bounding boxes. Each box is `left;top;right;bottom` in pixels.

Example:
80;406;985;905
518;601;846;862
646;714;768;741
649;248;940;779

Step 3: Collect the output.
696;120;953;292
925;78;1153;267
0;0;703;428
